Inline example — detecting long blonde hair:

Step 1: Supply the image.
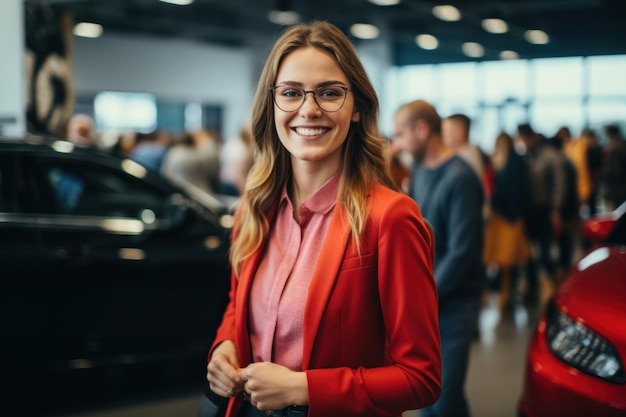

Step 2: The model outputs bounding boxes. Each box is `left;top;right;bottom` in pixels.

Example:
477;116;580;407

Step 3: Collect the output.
230;20;397;275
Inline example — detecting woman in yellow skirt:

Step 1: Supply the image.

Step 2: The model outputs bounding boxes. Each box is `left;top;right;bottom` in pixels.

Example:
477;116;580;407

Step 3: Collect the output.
484;132;532;313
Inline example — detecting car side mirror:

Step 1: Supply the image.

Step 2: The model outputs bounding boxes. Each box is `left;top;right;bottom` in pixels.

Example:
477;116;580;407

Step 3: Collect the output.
582;200;626;243
583;216;616;242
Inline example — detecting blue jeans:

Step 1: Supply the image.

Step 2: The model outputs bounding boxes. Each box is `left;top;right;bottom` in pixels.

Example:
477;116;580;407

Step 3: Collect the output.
420;294;481;417
238;400;308;417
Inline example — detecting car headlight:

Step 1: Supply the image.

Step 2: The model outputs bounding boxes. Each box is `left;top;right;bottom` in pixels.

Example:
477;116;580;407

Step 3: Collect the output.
546;303;625;384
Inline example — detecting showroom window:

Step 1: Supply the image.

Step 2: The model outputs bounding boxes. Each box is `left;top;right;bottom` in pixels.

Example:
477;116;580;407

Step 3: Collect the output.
382;54;626;152
94;91;157;134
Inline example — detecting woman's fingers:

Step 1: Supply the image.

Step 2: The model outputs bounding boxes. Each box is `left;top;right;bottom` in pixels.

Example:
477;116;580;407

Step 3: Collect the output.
207;354;241;397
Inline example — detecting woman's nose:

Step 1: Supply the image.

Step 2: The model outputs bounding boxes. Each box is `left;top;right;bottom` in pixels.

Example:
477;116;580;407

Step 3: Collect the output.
299;92;322;116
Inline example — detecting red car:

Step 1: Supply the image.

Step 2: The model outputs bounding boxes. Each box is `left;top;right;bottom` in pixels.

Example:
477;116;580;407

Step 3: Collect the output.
518;201;626;417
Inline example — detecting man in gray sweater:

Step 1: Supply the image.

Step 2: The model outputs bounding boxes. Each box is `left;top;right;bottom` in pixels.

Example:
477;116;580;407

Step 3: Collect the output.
394;100;485;417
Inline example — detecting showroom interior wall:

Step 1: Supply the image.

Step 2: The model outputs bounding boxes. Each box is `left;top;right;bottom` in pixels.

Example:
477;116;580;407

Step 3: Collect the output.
0;0;26;136
72;33;258;142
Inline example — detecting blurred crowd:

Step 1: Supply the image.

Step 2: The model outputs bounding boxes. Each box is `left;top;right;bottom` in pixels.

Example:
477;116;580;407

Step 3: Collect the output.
65;113;254;198
391;117;626;313
66;112;626;313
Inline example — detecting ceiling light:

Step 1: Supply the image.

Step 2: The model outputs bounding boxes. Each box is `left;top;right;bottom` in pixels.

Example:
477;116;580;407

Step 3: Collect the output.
482;18;508;34
158;0;194;5
500;50;519;60
267;10;300;25
462;42;484;58
525;29;550;44
416;34;439;50
368;0;401;5
73;22;103;38
432;5;461;22
350;23;380;39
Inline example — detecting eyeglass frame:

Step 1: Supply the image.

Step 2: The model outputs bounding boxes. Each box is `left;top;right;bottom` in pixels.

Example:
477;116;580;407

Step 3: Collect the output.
269;84;353;113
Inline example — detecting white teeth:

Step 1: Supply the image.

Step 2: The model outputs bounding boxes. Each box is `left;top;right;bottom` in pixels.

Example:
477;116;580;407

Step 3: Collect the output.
295;127;327;136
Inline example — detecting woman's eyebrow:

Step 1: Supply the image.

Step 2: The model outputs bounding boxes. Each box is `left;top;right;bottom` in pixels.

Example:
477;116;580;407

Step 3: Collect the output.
317;80;349;87
274;81;303;87
274;80;349;87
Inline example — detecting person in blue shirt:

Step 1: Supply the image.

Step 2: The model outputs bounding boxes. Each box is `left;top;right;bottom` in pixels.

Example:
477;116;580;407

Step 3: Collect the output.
130;130;171;173
394;99;485;417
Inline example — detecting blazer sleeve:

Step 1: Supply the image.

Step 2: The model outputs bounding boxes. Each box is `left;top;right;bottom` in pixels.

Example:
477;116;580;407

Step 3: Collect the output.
305;191;441;417
209;268;239;358
208;209;243;360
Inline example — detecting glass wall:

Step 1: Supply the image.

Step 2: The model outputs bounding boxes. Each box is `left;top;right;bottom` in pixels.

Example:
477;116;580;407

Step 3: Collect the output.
382;54;626;152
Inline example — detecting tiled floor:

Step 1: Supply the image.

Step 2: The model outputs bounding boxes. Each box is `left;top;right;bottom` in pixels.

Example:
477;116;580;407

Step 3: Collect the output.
49;277;554;417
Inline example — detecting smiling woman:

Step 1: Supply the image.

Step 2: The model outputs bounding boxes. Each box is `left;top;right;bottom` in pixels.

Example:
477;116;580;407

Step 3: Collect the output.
205;20;441;417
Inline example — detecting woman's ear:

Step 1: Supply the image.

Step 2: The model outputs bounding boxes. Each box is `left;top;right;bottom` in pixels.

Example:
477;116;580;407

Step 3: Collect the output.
351;109;361;123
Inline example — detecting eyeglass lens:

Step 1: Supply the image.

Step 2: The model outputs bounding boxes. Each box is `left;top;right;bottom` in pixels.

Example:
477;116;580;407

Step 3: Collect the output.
272;85;349;112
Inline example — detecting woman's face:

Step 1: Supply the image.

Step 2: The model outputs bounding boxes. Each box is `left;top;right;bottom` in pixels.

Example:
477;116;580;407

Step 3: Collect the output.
273;46;360;170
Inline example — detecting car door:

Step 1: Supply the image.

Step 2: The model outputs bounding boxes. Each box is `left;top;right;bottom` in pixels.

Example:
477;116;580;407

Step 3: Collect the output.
0;152;44;266
3;148;230;370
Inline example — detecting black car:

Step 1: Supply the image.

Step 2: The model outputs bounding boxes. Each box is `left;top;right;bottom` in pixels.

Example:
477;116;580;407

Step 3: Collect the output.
0;135;233;416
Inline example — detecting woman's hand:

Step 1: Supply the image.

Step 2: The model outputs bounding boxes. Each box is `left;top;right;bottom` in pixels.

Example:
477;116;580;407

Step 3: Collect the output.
240;362;308;411
207;340;244;398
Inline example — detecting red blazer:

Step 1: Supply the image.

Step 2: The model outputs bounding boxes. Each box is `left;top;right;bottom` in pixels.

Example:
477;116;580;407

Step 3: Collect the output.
211;183;441;417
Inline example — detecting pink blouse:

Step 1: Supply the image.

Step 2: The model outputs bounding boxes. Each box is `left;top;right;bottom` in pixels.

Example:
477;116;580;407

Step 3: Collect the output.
248;172;340;371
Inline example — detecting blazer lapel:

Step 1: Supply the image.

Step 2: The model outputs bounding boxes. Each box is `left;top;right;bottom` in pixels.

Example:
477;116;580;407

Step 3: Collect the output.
301;205;351;369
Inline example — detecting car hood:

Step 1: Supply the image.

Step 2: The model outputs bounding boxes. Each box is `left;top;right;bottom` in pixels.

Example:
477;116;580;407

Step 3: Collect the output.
555;245;626;347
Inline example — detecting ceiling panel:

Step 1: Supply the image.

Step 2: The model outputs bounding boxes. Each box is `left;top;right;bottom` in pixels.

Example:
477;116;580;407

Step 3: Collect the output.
24;0;626;65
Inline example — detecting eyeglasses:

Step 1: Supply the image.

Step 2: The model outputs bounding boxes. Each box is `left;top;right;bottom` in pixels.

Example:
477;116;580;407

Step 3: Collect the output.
270;84;352;113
